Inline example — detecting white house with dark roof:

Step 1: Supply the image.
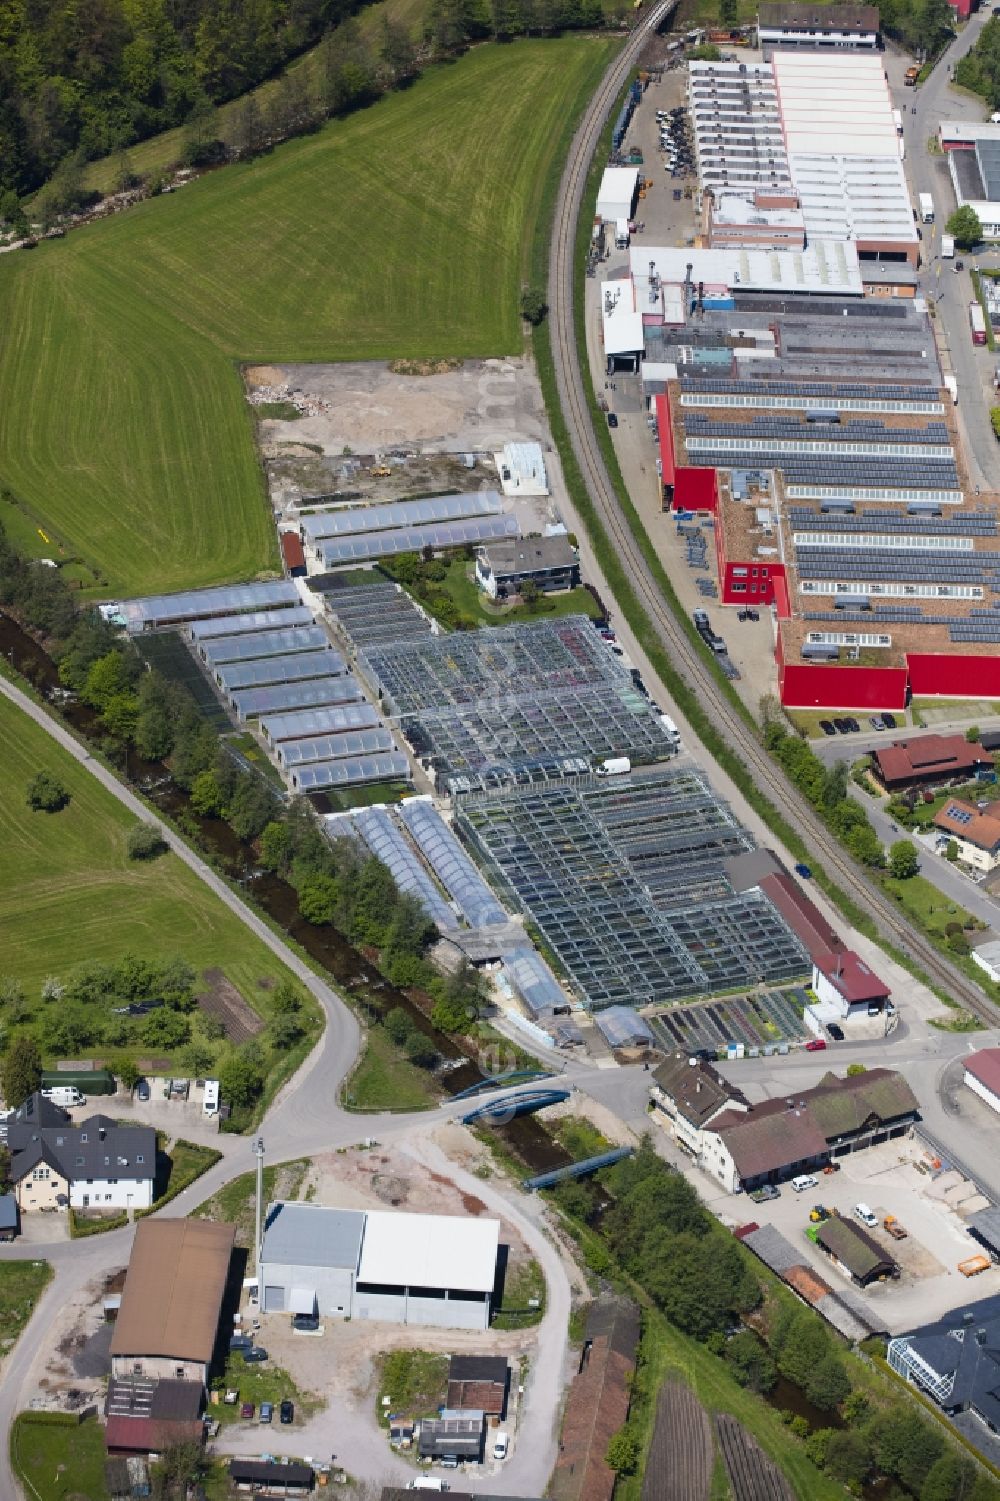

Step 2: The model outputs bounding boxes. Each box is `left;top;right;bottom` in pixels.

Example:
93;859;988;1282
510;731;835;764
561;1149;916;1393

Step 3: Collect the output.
7;1093;155;1213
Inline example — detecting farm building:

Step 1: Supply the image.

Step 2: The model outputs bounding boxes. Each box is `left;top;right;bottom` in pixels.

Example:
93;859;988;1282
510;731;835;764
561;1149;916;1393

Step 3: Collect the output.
447;1354;509;1418
474;536;580;600
110;1220;235;1386
258;1202;500;1331
551;1297;641;1501
814;1215;898;1286
104;1376;204;1457
230;1459;314;1496
964;1049;1000;1116
418;1412;485;1462
121;581;299;633
593;1007;655;1051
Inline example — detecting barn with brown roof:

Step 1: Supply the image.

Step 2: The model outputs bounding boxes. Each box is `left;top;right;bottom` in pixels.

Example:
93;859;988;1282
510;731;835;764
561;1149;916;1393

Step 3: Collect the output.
551;1297;641;1501
871;734;993;792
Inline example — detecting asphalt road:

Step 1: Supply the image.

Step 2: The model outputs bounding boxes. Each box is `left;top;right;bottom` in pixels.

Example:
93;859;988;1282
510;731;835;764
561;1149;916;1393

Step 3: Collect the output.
900;20;1000;489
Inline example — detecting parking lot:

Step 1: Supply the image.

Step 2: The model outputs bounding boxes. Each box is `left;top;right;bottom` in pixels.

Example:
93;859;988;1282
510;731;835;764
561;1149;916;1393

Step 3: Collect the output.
703;1138;1000;1332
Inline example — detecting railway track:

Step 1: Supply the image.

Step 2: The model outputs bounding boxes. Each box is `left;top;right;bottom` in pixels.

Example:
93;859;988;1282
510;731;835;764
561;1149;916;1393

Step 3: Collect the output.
546;6;998;1025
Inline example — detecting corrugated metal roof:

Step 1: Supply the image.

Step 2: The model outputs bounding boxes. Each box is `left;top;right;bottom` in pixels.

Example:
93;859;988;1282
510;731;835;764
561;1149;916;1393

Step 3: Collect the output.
110;1220;235;1363
188;606;313;640
358;1211;499;1292
260;1202;364;1270
217;649;344;690
122;581;297;628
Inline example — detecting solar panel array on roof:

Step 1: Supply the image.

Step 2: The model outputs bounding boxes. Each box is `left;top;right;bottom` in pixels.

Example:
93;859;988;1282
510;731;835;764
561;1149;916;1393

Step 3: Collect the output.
301;492;502;542
797;549;1000;584
291;753;410;792
684;414;950;446
397;800;508;928
691;449;960;488
789;508;997;536
200;625;329;664
188;606;314;640
680;376;941;401
260;702;379;744
349;806;458;931
317;514;518;567
215;649;345;691
277;729;394;768
122;581;298;631
230;678;363;720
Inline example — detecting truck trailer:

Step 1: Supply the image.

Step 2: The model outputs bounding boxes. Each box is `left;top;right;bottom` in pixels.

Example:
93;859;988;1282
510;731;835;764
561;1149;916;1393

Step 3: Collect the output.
941;233;955;258
971;301;988;345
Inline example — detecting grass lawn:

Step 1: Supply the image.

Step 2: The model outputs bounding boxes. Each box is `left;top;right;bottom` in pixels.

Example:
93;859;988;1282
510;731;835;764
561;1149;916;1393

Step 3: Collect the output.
375;1349;449;1425
437;559;602;628
0;1262;53;1355
195;1157;310;1247
342;1024;438;1112
214;1350;318;1424
493;1256;545;1330
616;1310;846;1501
0;693;302;1034
0;37;615;598
11;1414;109;1501
150;1136;223;1206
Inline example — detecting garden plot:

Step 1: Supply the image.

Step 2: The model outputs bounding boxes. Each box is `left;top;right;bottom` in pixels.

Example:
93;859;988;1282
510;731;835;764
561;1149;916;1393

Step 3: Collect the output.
650;989;809;1057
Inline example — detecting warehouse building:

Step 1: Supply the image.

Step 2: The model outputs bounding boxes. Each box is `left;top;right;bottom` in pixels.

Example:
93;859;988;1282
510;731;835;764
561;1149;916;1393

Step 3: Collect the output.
111;1220;235;1386
756;2;880;55
258;1203;500;1331
941;121;1000;242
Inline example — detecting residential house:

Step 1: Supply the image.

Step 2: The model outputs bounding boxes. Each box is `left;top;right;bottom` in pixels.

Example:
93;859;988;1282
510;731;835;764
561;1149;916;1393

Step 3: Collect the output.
933;799;1000;873
701;1068;918;1193
757;1;880;54
649;1054;750;1161
811;950;891;1018
475;537;580;600
889;1294;1000;1462
871;735;994;793
7;1093;155;1214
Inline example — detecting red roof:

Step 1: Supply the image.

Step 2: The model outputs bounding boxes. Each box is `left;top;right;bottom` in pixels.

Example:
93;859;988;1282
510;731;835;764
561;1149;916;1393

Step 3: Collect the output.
815;949;890;1004
873;734;990;786
759;872;844;964
965;1048;1000;1098
104;1416;203;1454
280;531;306;571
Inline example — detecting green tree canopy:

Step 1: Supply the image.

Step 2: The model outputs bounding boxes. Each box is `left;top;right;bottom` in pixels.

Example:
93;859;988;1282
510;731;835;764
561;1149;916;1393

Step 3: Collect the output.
1;1034;42;1108
26;771;70;812
946;204;984;250
888;839;919;879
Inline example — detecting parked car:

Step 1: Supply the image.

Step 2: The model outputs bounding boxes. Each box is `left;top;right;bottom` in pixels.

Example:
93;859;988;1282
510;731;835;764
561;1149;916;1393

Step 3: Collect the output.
243;1347;268;1363
854;1203;878;1229
882;712;897;729
834;717;851;734
292;1313;319;1332
826;1023;844;1041
794;863;813;879
869;716;885;730
846;717;861;732
240;1402;255;1420
750;1184;780;1203
791;1174;818;1193
493;1432;509;1460
819;720;836;736
229;1334;252;1353
260;1402;273;1424
804;1037;827;1052
607;413;618;428
135;1079;150;1101
280;1400;294;1425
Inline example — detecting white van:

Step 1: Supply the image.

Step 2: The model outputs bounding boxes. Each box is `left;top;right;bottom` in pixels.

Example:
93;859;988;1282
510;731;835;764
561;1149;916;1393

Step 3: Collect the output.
791;1175;818;1193
854;1202;878;1229
41;1087;85;1108
493;1432;509;1460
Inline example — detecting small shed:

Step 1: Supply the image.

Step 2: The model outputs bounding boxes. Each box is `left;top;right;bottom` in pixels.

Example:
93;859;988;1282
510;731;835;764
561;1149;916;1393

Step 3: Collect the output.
280;531;307;578
229;1458;315;1496
0;1194;19;1241
447;1354;509;1418
418;1409;485;1461
815;1216;898;1287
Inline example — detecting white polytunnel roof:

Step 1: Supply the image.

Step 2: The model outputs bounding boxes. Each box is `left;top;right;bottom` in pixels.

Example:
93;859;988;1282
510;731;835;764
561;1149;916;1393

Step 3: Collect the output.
231;678;363;719
397;800;507;928
277;729;395;768
216;649;345;690
200;625;329;664
189;606;313;640
350;807;459;931
503;946;566;1018
358;1210;500;1292
291;752;410;791
261;702;380;743
122;580;297;628
317;514;519;567
301;492;503;542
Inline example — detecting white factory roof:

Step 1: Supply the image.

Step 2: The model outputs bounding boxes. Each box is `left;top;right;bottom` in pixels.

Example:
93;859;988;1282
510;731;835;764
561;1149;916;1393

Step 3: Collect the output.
940;120;1000;145
630;241;863;299
601;278;645;356
772;52;899;157
358;1210;500;1293
712;194;805;232
788;153;916;243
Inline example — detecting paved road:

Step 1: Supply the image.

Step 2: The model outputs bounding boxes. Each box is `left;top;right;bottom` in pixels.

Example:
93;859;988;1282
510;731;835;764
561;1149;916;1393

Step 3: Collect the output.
899;21;1000;488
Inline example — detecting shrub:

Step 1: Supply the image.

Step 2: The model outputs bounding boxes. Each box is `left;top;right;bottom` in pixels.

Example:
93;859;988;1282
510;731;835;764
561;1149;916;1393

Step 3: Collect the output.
126;822;167;860
26;771;70;812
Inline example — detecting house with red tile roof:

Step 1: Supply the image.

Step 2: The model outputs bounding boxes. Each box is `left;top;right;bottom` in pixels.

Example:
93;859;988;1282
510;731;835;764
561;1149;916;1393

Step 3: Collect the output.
871;734;993;792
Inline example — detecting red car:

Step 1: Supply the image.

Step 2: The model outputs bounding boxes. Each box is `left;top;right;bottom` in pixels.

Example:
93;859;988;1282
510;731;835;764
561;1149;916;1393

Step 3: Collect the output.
240;1403;254;1420
804;1038;827;1052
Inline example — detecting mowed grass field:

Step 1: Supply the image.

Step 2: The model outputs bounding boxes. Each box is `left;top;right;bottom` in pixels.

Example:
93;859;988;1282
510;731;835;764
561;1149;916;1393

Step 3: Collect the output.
0;38;615;598
0;693;295;1006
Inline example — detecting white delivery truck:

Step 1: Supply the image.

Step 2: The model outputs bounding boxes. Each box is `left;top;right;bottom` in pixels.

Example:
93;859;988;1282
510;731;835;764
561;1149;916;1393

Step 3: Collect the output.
893;107;903;134
614;217;630;249
659;713;681;749
597;756;632;776
918;192;934;223
943;374;958;405
941;233;955;258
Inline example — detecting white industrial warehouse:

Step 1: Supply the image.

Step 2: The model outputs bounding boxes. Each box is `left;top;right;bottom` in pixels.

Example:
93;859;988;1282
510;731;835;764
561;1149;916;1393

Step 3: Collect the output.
258;1203;501;1330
